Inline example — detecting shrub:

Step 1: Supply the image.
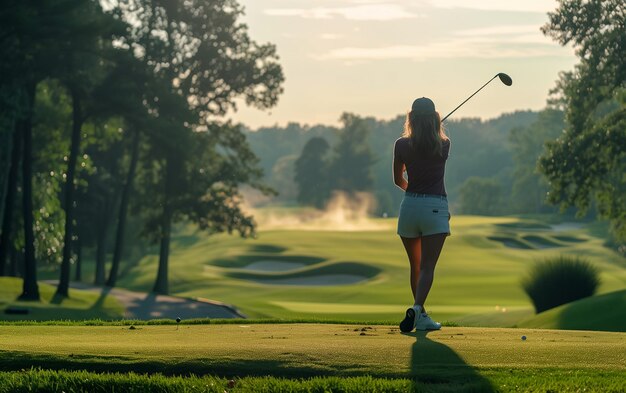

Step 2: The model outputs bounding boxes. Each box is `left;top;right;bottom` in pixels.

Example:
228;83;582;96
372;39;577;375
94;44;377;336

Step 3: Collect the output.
522;255;600;313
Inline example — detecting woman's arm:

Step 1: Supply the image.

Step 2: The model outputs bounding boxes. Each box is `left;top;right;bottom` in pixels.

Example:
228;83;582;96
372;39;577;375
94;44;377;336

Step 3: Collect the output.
393;157;408;191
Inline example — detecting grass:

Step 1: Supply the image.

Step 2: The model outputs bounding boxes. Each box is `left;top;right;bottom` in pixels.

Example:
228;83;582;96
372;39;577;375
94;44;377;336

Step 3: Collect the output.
1;324;624;375
2;368;626;393
519;289;626;332
30;215;626;329
113;215;626;325
0;277;124;321
0;323;624;392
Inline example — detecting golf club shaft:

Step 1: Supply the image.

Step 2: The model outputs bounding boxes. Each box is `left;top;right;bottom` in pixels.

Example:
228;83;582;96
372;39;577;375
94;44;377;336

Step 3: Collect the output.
441;74;499;122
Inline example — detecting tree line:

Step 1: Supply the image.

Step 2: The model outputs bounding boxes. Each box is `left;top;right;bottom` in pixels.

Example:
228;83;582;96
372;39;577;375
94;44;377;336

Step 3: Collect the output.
246;110;554;217
294;113;375;208
0;0;284;298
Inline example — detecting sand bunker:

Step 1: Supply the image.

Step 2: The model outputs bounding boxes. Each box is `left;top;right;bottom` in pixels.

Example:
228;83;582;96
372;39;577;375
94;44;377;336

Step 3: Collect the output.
521;235;562;249
488;236;532;249
252;274;368;286
243;260;306;272
550;222;584;232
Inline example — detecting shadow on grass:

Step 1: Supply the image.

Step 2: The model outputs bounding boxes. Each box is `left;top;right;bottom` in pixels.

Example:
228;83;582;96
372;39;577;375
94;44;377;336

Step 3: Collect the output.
0;350;305;378
248;244;287;254
0;350;381;379
89;286;112;312
406;331;494;392
121;292;240;320
49;293;65;305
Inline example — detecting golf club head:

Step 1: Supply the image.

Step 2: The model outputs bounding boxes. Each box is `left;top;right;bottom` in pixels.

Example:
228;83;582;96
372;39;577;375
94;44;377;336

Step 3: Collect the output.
497;73;513;86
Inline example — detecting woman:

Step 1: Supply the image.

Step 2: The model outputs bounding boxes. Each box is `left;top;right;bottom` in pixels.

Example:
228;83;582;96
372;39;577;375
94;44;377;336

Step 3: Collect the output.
393;97;450;332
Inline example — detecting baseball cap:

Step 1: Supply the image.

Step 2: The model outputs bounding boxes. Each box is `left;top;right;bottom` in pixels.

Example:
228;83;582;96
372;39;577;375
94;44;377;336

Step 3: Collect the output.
411;97;436;115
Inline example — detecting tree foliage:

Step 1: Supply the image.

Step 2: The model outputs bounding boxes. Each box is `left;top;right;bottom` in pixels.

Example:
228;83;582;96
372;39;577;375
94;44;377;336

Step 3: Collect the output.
329;113;375;196
539;0;626;241
294;137;331;208
0;0;284;298
114;0;284;294
509;109;564;213
458;177;503;216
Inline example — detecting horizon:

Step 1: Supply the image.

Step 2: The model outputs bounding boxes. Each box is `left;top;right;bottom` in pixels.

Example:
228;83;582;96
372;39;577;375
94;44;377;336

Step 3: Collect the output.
242;107;538;131
230;0;577;130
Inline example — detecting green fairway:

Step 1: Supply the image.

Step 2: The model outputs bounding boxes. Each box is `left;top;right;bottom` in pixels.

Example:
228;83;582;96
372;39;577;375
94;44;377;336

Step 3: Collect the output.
3;323;625;374
519;289;626;332
0;277;124;321
0;323;624;392
97;215;626;327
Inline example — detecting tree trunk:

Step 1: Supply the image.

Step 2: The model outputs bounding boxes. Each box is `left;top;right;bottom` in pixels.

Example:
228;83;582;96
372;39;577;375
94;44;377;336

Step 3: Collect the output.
0;122;21;276
153;156;173;295
152;202;172;295
107;128;140;287
56;88;82;298
94;195;109;285
74;237;82;282
9;246;20;277
19;82;39;301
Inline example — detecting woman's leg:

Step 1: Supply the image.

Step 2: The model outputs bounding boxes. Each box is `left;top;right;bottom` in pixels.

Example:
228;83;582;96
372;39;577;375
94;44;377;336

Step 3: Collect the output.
400;236;421;301
414;233;446;308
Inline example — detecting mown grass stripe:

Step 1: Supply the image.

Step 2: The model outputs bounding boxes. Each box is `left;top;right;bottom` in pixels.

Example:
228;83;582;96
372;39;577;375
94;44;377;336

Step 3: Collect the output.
1;368;625;393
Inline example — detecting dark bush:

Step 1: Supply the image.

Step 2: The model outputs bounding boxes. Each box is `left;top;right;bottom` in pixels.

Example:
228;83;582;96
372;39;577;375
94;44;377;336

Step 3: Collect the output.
522;255;600;313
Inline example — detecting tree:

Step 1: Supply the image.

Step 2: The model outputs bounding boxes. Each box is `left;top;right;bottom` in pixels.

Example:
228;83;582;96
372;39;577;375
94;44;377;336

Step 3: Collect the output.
458;177;503;216
72;121;126;285
0;0;123;300
294;137;331;208
509;109;564;213
539;0;626;241
329;113;375;196
270;155;298;202
114;0;284;294
85;48;155;288
0;119;21;276
53;2;125;298
137;120;270;294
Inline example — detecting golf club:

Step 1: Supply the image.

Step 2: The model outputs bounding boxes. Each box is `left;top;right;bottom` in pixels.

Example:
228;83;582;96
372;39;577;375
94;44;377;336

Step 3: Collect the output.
441;73;512;122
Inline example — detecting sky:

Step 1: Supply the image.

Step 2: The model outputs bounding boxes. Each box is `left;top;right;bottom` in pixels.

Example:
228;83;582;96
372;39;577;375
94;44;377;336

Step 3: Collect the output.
231;0;578;129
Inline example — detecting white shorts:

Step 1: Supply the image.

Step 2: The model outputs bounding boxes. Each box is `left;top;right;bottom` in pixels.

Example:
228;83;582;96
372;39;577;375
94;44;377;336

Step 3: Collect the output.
397;194;451;238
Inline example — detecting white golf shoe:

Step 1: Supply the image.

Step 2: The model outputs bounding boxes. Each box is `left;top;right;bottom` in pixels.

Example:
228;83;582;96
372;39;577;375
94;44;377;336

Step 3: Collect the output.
414;311;442;331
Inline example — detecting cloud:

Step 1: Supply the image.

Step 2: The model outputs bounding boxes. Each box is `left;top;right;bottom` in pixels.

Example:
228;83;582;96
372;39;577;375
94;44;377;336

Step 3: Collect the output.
431;0;558;13
313;37;568;61
312;21;565;61
455;25;549;44
264;4;419;21
455;25;542;37
320;33;344;40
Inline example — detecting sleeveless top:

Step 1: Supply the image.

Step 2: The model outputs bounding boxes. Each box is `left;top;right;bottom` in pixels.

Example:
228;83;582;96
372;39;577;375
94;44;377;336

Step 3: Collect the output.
393;137;450;196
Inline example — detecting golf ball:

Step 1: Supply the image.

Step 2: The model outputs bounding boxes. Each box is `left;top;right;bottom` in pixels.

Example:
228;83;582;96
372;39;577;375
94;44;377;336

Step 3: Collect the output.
521;335;527;341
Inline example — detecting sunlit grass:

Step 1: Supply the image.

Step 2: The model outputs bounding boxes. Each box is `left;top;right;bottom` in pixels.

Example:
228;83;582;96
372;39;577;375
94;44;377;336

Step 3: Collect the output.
114;215;625;325
0;277;124;321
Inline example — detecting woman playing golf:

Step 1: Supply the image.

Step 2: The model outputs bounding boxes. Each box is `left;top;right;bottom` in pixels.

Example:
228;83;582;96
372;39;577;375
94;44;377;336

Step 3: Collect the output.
393;97;450;332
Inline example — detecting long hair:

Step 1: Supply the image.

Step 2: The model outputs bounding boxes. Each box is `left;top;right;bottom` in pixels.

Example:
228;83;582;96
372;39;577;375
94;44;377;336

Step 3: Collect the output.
402;111;448;157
